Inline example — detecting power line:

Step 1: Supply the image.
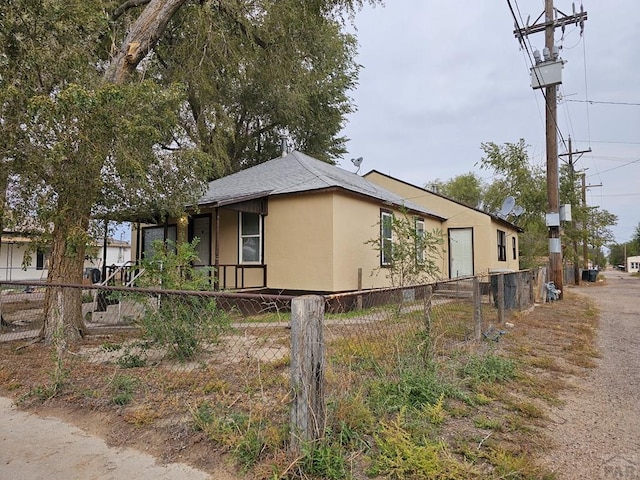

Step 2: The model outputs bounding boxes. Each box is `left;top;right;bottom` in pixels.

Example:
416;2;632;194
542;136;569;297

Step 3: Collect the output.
588;157;640;177
596;193;640;198
575;140;640;145
581;13;592;147
567;99;640;106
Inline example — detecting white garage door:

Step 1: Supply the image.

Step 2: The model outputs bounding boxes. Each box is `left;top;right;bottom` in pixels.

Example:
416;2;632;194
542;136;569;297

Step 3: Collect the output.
449;228;474;278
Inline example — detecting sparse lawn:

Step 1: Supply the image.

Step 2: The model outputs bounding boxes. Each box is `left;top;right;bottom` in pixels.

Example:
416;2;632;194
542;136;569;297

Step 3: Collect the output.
0;291;598;479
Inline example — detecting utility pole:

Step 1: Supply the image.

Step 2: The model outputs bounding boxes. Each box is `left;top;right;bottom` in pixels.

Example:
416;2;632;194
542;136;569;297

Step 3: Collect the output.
544;0;562;296
559;136;591;283
579;172;602;269
514;1;587;298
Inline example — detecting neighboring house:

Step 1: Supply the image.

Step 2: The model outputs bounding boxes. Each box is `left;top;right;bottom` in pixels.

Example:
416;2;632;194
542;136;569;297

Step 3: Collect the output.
131;151;521;293
0;233;131;282
0;233;49;281
363;171;522;277
84;237;132;271
627;255;640;273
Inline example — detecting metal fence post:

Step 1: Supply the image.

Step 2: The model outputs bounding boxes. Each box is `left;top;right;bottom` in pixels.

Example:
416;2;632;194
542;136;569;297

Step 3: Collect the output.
473;277;482;341
497;273;505;324
289;295;326;455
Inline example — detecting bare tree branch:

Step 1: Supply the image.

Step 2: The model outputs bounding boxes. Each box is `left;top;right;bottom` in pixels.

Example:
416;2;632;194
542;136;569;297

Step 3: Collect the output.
105;0;187;84
112;0;151;21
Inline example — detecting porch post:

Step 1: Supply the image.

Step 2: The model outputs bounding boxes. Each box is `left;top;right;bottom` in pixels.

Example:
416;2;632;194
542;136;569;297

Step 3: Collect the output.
177;215;188;244
214;207;220;291
101;219;108;282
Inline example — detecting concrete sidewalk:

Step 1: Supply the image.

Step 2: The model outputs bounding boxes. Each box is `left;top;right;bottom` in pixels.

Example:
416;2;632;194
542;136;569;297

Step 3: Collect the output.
0;397;212;480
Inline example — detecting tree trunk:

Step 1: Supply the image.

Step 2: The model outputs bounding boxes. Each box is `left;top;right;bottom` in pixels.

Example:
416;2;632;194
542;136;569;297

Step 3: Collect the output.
40;0;188;344
104;0;187;84
41;222;88;344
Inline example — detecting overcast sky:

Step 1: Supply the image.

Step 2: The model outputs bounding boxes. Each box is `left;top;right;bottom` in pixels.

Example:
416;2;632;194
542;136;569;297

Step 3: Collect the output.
340;0;640;244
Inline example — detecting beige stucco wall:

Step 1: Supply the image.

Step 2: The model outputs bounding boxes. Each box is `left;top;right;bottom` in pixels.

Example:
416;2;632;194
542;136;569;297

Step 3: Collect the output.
365;171;521;275
265;190;445;292
331;193;445;290
265;193;335;291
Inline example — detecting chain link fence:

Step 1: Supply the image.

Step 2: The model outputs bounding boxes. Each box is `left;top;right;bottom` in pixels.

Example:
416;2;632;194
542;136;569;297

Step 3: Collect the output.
0;270;536;474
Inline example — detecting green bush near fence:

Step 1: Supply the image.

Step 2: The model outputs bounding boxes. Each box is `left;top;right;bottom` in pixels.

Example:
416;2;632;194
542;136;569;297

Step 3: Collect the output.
140;296;229;361
135;239;230;361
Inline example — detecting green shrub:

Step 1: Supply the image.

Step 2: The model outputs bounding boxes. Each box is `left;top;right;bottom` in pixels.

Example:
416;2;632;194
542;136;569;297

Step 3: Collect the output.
300;438;350;480
110;374;139;405
368;366;469;413
369;409;476;479
141;295;228;361
459;353;517;386
136;239;230;361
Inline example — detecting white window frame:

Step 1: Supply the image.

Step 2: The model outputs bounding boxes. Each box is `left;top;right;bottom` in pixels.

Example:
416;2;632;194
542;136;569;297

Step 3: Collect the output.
239;212;262;264
381;210;393;267
415;218;425;265
512;236;517;260
497;230;507;262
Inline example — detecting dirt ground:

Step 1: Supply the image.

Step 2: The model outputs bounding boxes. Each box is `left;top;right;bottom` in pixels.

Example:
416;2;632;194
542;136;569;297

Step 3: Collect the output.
541;270;640;479
0;395;216;480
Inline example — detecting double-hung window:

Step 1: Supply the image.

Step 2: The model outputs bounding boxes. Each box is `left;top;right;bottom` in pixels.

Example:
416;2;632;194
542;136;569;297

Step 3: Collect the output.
381;211;393;266
142;225;177;258
512;237;517;260
240;212;262;264
497;230;507;261
36;250;46;270
415;218;425;265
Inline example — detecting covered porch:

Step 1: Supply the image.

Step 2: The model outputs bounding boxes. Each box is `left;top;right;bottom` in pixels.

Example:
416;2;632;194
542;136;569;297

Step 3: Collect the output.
130;194;270;291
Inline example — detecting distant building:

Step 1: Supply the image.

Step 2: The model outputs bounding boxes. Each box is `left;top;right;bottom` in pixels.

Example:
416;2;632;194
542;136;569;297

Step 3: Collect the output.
0;233;131;282
628;255;640;273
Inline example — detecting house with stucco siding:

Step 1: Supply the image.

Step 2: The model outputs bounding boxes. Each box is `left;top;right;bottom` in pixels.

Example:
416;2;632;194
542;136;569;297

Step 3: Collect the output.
131;151;521;293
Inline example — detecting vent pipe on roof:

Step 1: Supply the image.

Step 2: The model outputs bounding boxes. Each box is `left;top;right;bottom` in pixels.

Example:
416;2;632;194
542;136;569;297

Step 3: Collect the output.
280;134;288;157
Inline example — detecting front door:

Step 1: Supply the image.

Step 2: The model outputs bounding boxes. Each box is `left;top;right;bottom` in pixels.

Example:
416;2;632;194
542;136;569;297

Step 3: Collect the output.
449;228;474;278
189;215;211;267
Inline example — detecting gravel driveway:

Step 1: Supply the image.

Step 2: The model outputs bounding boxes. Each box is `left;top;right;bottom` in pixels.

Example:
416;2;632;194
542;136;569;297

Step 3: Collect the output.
542;271;640;479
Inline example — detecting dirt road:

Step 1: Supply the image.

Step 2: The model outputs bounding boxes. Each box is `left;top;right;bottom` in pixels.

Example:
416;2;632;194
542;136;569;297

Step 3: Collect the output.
0;396;213;480
542;271;640;479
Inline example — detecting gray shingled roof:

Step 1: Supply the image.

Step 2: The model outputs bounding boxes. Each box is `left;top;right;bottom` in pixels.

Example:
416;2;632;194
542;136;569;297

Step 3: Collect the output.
199;151;444;219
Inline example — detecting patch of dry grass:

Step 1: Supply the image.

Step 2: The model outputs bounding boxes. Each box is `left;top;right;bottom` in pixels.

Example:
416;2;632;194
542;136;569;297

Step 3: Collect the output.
0;290;600;479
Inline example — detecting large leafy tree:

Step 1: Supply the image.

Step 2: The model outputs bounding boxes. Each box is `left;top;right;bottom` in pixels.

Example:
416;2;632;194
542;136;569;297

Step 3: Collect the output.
433;140;618;270
478;140;548;268
585;208;617;268
434;172;485;209
1;0;376;343
477;140;616;270
608;239;638;267
106;0;365;176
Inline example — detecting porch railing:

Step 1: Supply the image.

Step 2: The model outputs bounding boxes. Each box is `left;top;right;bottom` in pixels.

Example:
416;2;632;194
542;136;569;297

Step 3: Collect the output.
216;264;267;290
102;262;267;291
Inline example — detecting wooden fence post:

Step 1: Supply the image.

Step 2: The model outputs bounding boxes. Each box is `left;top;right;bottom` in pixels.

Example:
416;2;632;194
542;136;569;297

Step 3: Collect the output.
473;277;482;341
423;285;433;330
290;295;326;455
497;273;505;324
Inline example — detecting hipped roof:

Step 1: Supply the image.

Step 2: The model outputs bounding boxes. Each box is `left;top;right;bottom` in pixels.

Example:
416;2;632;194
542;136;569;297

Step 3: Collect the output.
199;151;444;219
